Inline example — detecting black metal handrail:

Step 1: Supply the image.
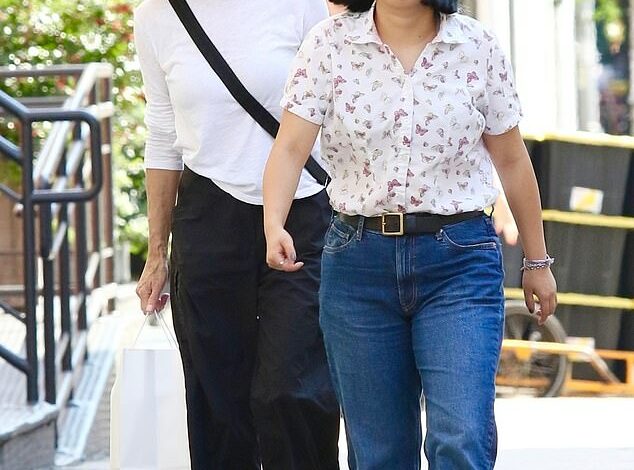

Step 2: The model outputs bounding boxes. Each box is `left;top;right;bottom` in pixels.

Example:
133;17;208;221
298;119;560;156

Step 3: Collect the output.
0;92;104;203
0;63;115;405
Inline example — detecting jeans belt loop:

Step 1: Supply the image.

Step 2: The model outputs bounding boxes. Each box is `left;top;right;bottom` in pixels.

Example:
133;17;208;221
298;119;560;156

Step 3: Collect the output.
356;215;365;241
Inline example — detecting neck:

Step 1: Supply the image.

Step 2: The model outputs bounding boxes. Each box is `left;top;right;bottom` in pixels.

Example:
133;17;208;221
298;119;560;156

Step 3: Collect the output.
374;2;438;46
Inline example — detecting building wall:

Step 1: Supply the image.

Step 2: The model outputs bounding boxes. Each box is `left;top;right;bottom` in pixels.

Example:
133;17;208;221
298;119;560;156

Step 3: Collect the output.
0;197;24;308
476;0;601;133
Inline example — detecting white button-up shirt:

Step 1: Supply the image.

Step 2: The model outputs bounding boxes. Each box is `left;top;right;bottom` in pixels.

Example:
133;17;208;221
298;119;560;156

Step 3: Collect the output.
282;6;522;216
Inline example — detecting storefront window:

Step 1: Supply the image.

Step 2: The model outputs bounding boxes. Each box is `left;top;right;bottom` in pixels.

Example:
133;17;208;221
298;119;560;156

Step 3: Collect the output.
595;0;630;134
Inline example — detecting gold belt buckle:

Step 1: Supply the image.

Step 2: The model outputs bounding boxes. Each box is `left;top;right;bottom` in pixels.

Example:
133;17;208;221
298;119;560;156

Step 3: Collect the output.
381;213;404;236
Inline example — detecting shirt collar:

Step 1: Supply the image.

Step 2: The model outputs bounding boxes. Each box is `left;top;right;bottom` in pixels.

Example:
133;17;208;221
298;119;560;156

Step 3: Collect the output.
346;3;470;46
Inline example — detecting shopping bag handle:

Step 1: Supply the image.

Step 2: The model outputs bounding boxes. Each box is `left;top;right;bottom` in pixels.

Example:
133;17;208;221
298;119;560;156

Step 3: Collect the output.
133;308;179;349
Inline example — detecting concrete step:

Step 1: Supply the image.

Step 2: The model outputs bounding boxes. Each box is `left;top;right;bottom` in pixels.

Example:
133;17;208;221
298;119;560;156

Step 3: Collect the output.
0;285;135;470
0;404;57;470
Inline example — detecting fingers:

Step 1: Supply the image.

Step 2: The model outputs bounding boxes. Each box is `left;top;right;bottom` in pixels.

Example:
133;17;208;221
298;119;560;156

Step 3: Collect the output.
136;259;169;315
522;268;558;326
266;230;304;272
267;247;304;272
136;283;151;313
502;223;519;246
538;293;558;326
528;291;557;326
280;236;297;263
156;293;171;313
137;279;165;315
137;285;169;315
145;285;161;315
524;288;536;314
537;298;551;326
279;259;305;272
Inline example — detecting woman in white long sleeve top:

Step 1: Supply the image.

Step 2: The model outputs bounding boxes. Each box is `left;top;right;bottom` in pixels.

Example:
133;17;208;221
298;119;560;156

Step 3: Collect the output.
133;1;340;468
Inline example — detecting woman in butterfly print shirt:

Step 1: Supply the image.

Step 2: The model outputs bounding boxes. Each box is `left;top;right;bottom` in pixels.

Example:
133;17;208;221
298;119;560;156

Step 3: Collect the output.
263;0;557;469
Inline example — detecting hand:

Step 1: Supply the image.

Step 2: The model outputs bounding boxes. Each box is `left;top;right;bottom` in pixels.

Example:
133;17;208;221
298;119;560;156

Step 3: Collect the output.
265;225;304;272
136;254;170;314
493;208;519;245
522;268;557;326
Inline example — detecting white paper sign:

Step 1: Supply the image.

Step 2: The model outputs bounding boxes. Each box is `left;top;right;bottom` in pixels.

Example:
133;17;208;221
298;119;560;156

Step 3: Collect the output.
569;186;604;214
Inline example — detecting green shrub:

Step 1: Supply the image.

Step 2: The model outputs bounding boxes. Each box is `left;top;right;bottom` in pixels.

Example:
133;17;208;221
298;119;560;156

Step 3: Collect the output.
0;0;149;258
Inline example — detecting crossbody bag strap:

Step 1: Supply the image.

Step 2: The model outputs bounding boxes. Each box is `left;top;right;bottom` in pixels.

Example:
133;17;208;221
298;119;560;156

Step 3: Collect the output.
167;0;329;187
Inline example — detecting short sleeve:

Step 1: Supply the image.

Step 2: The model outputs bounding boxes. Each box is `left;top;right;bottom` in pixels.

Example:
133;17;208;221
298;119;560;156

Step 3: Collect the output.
281;24;333;126
134;10;183;170
483;33;522;135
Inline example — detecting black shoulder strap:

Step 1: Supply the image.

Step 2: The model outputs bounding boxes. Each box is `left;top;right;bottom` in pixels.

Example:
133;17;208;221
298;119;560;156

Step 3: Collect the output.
167;0;329;187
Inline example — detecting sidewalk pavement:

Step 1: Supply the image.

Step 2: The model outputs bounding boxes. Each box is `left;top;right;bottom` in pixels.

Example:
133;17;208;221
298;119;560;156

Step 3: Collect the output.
68;395;634;469
64;293;634;470
493;397;634;470
340;397;634;469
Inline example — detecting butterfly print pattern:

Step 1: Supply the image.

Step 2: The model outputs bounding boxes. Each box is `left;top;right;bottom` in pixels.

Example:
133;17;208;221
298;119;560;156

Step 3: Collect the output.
282;6;522;216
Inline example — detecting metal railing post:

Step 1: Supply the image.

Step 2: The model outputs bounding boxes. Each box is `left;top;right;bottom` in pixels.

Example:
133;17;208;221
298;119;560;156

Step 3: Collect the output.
59;150;72;372
102;76;115;310
39;196;56;404
88;85;103;294
75;159;88;332
21;120;39;404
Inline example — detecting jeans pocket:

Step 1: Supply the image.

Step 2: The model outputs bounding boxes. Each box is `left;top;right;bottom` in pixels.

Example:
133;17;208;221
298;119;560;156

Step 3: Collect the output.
439;217;499;251
323;218;357;254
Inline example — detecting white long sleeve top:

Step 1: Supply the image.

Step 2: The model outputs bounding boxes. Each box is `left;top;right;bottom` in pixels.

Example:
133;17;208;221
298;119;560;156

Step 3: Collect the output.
134;0;328;204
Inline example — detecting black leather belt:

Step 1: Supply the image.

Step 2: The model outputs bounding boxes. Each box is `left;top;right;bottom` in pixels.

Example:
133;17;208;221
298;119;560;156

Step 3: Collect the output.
336;210;485;236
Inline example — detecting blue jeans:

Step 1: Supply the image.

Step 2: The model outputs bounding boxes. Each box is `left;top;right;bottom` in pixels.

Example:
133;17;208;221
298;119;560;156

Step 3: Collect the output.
320;214;505;470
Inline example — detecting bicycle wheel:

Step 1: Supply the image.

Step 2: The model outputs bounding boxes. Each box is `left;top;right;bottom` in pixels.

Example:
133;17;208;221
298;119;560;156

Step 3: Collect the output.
497;301;569;397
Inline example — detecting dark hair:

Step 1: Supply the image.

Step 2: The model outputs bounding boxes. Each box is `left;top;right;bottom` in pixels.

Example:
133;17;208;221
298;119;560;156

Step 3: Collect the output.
330;0;459;14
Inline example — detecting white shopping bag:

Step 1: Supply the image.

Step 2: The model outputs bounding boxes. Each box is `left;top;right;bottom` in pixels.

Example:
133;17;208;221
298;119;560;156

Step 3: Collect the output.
110;311;190;470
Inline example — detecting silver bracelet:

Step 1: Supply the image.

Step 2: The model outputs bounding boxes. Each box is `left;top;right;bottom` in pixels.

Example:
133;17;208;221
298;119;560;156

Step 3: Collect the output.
521;254;555;271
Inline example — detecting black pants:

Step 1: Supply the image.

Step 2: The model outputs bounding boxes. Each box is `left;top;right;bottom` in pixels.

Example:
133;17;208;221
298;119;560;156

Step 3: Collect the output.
170;167;340;470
